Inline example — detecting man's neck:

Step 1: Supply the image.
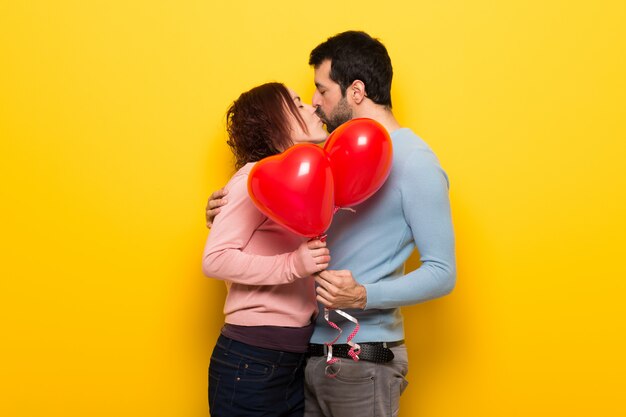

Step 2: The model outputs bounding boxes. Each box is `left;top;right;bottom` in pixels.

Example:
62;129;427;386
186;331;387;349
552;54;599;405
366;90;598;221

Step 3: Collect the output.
354;103;402;133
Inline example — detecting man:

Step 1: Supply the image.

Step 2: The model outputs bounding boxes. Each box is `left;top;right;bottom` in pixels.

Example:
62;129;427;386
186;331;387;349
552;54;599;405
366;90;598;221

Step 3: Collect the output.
206;31;456;417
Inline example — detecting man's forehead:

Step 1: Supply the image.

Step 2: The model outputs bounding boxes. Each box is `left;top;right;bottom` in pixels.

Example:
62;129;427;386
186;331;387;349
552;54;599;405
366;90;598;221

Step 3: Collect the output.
313;67;327;82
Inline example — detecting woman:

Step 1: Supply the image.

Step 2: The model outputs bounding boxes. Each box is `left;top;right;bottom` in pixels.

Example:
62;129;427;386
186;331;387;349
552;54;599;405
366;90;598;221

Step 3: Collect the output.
202;82;330;417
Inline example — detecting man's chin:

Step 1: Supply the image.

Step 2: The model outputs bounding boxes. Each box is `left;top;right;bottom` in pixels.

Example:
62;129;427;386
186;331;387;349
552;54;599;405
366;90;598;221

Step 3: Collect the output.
324;123;338;133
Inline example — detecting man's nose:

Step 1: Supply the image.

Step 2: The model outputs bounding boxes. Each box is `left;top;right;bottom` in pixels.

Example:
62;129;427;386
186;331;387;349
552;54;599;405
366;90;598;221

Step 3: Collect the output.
312;91;322;107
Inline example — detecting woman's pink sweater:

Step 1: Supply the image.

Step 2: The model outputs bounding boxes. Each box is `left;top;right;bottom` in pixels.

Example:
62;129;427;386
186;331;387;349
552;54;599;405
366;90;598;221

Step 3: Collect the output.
202;163;318;327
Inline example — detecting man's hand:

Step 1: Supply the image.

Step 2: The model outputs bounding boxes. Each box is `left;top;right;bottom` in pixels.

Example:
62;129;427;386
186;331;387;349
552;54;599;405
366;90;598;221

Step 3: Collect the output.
205;188;228;228
315;270;367;310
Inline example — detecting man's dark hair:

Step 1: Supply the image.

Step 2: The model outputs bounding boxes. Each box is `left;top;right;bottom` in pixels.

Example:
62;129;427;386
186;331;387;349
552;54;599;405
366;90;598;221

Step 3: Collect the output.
309;31;393;108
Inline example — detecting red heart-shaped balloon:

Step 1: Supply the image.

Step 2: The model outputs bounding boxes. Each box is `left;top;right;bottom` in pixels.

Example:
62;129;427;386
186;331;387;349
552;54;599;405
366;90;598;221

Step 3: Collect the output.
324;118;393;207
248;144;335;237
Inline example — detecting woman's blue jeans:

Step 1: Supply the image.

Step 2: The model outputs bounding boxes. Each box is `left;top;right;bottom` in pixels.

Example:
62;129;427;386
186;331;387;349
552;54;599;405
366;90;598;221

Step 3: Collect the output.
209;334;307;417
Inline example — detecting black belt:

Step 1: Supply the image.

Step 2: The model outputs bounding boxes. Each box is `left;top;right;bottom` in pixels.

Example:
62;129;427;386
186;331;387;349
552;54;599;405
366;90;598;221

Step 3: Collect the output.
308;340;404;363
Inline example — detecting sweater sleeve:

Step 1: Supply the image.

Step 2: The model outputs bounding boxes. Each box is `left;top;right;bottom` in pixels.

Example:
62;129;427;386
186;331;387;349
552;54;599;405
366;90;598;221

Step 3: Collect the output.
202;171;317;286
363;149;457;308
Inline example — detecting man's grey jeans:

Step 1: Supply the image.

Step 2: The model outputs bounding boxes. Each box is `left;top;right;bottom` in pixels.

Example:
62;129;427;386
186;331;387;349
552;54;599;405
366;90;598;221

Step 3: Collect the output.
304;344;409;417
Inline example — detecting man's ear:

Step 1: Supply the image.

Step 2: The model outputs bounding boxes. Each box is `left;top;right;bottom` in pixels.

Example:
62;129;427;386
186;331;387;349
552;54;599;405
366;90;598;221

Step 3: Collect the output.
349;80;366;104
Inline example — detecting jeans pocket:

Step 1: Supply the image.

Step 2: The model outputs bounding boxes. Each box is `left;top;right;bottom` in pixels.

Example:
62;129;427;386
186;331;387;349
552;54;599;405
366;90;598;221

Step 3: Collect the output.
237;358;275;382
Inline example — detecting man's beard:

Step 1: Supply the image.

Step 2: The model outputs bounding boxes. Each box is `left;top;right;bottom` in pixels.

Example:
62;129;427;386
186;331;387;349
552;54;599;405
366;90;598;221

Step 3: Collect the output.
316;96;353;133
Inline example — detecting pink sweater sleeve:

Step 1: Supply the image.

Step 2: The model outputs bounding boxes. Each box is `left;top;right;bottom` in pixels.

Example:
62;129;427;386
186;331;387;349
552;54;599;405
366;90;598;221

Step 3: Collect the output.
202;169;317;285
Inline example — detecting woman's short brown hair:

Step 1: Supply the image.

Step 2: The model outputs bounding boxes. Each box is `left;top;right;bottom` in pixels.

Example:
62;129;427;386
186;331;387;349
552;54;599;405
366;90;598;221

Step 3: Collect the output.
226;82;309;170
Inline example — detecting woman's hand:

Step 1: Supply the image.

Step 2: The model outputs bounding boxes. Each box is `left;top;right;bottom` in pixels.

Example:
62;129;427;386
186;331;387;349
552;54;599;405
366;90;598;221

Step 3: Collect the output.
296;239;331;274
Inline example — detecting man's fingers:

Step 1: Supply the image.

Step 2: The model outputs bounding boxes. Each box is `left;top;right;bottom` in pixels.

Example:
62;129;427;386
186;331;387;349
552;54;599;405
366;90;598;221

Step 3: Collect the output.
205;188;227;229
210;188;228;199
315;275;337;293
205;207;221;228
316;294;332;308
317;270;332;280
316;285;333;300
315;273;328;285
208;198;227;209
205;208;221;219
206;188;228;209
316;269;344;283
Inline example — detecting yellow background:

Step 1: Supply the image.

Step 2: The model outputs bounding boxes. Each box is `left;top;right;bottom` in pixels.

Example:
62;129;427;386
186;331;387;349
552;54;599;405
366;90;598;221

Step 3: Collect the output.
2;1;625;416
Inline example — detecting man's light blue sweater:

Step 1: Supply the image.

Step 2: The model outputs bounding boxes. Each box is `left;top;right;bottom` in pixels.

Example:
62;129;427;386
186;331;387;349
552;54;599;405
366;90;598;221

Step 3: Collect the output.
310;128;456;344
